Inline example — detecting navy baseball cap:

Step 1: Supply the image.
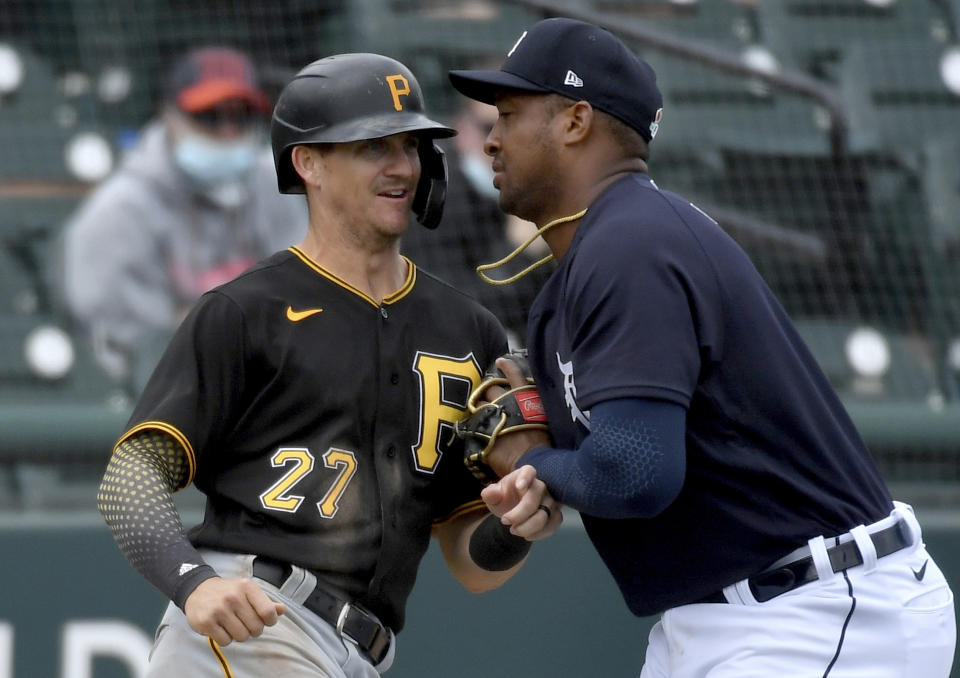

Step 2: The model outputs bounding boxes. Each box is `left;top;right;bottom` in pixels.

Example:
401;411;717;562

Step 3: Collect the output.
449;17;663;142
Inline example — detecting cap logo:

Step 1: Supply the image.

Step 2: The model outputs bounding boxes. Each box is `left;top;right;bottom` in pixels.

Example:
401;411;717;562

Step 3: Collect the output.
386;74;411;111
507;31;528;57
649;107;663;139
563;70;584;88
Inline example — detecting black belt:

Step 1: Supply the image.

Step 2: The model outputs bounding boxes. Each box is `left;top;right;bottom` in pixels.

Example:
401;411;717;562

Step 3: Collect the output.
697;518;912;604
252;557;391;665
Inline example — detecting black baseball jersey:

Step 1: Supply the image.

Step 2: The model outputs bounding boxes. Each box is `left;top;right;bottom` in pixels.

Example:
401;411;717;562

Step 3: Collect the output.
118;246;508;631
526;174;892;616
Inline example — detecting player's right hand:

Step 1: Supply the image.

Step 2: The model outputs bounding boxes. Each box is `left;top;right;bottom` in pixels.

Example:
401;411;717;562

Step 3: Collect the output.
482;465;563;541
184;577;286;646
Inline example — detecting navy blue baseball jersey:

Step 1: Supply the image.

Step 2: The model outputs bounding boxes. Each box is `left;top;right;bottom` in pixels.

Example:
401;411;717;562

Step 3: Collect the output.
526;173;892;616
119;247;508;631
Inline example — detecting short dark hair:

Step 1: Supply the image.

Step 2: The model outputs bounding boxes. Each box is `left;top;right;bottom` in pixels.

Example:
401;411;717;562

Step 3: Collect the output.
543;93;573;117
544;94;649;161
597;110;649;161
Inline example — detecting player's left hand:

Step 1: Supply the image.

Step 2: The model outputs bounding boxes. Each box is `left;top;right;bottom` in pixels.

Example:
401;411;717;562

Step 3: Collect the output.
485;356;552;474
482;464;563;540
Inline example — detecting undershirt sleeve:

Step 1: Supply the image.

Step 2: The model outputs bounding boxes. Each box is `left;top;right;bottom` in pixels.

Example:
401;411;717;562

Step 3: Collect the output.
97;429;217;609
519;398;687;519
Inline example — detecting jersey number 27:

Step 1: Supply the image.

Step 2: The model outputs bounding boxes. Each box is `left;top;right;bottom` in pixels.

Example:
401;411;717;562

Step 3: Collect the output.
258;352;483;518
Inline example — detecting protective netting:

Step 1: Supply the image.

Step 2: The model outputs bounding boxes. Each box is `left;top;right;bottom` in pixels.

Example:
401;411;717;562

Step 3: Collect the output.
1;0;958;507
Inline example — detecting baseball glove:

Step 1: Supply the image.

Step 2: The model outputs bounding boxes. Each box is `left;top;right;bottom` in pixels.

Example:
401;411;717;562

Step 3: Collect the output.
454;352;549;485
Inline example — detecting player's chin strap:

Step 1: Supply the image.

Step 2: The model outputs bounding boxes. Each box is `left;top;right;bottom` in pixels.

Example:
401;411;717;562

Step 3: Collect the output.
476;208;588;285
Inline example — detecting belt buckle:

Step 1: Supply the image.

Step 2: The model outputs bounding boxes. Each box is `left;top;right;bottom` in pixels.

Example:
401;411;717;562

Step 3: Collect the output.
748;564;803;603
335;601;352;636
335;602;390;665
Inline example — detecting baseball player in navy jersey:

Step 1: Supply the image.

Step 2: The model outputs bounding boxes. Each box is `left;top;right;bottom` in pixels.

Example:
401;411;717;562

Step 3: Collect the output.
97;53;561;677
449;17;956;677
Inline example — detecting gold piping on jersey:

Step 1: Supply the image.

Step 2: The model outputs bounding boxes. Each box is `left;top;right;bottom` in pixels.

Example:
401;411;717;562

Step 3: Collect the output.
288;247;417;306
476;208;588;285
207;637;235;678
433;498;488;526
114;421;197;489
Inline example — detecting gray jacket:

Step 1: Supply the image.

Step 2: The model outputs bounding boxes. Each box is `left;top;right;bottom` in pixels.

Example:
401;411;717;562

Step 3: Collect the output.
62;121;307;380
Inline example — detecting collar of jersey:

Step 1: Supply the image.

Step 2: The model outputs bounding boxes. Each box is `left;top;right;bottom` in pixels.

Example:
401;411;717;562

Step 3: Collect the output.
289;246;416;306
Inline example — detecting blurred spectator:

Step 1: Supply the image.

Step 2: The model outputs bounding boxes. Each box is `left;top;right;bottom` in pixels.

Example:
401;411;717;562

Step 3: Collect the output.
401;98;551;347
61;46;307;383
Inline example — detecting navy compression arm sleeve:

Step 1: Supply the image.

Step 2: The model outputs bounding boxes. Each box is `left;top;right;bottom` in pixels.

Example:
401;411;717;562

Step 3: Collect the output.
519;398;686;519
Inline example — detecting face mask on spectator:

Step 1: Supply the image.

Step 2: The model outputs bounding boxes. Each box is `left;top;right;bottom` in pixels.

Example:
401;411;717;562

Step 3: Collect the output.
173;131;259;186
460;151;498;200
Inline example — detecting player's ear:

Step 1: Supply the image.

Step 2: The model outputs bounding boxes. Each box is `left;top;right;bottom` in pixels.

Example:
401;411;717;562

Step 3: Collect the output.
291;144;324;191
561;100;593;145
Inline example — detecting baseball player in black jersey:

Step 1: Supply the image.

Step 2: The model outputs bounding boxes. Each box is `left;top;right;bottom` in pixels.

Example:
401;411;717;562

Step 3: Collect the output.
448;18;956;677
97;53;561;677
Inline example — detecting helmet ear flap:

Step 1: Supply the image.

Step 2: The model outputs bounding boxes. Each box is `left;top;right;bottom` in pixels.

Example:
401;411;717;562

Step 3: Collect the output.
412;142;448;230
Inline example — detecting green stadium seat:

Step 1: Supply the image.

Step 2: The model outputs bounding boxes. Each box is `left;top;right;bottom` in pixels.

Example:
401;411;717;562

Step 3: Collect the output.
68;0;327;126
638;44;846;317
349;1;539;53
666;145;936;341
0;44;74;182
0;195;84;315
587;0;760;50
785;144;960;401
948;0;960;39
312;0;542;117
645;54;834;156
857;159;931;332
919;138;960;400
792;318;939;402
837;40;960;159
68;0;167;115
0;311;129;507
0;42;114;184
921;137;960;253
755;0;952;80
0;313;119;402
0;246;40;315
46;1;350;153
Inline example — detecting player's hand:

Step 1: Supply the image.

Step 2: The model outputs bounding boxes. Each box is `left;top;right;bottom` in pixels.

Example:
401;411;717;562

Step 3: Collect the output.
482;464;563;540
481;357;551;477
184;577;286;646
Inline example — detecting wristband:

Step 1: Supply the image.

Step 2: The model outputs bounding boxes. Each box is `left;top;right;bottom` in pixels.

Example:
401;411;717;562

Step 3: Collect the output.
468;513;532;571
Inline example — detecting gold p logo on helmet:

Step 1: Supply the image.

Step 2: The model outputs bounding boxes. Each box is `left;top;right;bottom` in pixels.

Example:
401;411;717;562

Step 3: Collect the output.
386;74;411;111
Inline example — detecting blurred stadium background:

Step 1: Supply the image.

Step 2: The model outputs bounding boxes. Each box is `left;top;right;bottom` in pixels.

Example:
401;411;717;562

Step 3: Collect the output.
1;1;959;676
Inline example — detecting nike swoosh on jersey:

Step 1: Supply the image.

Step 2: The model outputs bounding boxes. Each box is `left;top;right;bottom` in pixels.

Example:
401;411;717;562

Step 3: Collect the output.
286;306;324;322
913;559;929;581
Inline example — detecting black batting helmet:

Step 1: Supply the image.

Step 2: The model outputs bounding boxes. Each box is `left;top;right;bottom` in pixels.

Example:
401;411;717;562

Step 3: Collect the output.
271;53;456;229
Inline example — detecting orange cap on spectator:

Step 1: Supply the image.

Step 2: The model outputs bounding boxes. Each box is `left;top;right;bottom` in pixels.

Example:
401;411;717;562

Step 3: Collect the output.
169;46;271;114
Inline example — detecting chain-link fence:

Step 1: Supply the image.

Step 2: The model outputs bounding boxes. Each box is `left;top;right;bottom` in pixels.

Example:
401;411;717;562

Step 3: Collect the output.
2;0;959;509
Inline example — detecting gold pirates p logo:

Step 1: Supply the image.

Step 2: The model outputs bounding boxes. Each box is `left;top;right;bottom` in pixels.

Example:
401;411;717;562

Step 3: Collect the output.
386;74;410;111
